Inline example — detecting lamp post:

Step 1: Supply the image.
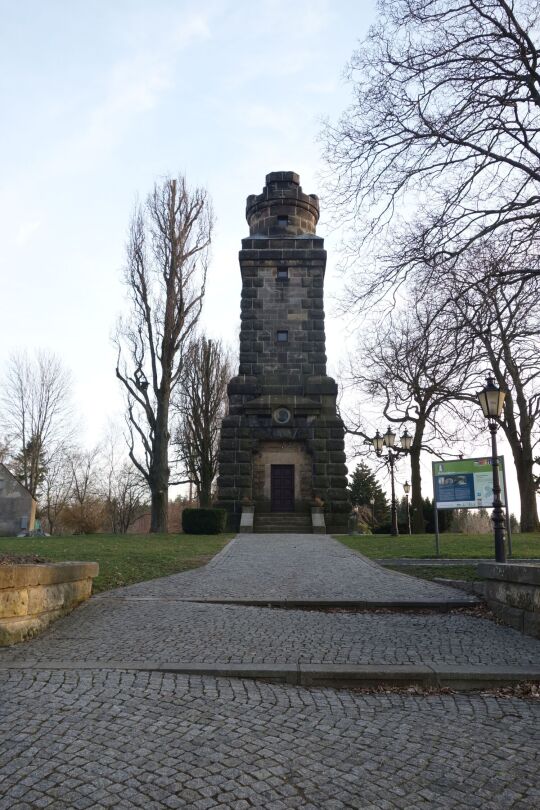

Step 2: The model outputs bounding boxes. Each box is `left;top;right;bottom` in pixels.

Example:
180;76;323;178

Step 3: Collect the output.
403;481;412;535
477;375;507;563
371;426;413;536
370;496;375;530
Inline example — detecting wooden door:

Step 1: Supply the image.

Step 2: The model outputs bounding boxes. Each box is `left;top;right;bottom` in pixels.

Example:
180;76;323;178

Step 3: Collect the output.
271;465;295;512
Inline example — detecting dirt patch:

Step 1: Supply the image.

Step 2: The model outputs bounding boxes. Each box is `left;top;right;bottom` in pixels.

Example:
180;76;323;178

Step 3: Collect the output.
346;681;540;700
0;554;50;565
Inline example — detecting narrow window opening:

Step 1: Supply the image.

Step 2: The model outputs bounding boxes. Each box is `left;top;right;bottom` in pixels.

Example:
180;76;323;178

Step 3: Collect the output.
276;330;288;343
277;215;288;228
276;267;289;281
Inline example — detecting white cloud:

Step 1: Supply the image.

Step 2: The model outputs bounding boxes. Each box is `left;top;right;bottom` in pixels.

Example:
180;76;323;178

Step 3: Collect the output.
15;220;41;246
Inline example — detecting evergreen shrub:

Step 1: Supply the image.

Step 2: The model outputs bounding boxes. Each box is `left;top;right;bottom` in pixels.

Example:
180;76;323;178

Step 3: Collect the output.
181;508;226;535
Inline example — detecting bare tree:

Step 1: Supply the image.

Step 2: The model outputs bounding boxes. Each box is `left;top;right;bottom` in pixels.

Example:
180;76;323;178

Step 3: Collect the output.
323;0;540;303
40;445;74;535
105;462;146;534
62;446;105;534
100;428;146;534
0;351;73;498
174;336;231;507
448;251;540;531
0;438;10;464
115;175;213;533
345;304;475;531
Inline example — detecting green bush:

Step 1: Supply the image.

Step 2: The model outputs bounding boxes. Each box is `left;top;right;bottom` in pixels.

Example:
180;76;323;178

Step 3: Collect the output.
181;508;226;535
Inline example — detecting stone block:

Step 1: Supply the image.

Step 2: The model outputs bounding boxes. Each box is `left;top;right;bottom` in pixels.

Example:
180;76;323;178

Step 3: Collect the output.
217;487;238;499
326;439;344;451
328;464;348;476
0;561;98;589
0;587;28;618
0;610;64;646
331;501;353;514
310;439;326;452
221;415;242;427
328;488;349;501
487;600;524;632
523;610;540;639
219;438;237;450
0;562;98;646
483;580;538;612
217;474;235;487
477;562;540;587
27;579;92;615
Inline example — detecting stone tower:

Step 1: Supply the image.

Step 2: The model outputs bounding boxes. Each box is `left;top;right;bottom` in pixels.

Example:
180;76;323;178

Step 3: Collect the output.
217;171;349;533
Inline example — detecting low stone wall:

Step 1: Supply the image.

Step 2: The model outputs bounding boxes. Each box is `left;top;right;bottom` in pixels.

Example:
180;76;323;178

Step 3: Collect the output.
0;561;99;646
476;562;540;639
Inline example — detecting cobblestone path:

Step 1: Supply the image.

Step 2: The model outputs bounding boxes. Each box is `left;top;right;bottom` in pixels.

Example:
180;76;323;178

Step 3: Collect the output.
96;533;478;604
1;670;538;810
1;597;539;667
1;533;539;808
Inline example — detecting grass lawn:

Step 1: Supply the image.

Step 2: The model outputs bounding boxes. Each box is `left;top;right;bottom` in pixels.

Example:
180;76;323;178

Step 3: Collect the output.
335;532;540;560
386;565;480;582
0;533;234;594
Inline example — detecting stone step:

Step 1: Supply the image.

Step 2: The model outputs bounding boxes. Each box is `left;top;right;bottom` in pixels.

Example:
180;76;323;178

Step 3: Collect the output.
254;513;313;533
255;512;311;519
254;528;313;534
255;518;311;526
254;517;312;525
255;514;311;519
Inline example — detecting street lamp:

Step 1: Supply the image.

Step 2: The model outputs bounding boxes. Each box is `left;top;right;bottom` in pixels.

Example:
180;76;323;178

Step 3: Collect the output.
403;481;412;535
477;374;507;563
370;496;375;530
371;425;413;536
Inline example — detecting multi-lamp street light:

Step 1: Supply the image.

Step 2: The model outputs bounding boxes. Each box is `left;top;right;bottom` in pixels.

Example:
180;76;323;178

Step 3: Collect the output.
371;426;412;537
477;374;507;563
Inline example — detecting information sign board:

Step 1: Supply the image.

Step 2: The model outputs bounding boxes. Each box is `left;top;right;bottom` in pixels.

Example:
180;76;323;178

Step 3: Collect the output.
432;457;506;509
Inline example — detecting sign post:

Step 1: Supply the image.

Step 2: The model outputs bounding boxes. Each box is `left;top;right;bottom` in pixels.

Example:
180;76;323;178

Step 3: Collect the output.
433;505;440;557
432;457;508;553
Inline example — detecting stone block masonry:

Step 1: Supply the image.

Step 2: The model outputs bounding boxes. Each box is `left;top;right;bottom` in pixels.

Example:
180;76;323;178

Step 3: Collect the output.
217;172;349;531
0;561;99;645
476;562;540;638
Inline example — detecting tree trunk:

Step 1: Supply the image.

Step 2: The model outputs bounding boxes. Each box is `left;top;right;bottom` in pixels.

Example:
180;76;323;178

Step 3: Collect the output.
199;478;212;508
408;414;426;534
503;419;539;532
149;402;170;533
515;458;540;532
150;488;168;533
409;448;425;533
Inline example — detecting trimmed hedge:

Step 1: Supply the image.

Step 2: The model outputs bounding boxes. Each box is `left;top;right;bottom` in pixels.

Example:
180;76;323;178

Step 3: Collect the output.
181;508;227;535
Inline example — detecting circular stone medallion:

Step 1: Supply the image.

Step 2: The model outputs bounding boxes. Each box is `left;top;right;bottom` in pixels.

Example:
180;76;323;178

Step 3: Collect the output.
273;407;291;425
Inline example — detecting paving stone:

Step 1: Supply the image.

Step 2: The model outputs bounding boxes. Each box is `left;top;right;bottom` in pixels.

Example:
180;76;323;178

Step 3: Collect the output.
1;534;539;808
1;670;535;808
91;533;478;603
1;535;537;671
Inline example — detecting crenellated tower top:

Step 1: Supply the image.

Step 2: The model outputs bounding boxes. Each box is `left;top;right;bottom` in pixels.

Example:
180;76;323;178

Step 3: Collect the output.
246;171;320;237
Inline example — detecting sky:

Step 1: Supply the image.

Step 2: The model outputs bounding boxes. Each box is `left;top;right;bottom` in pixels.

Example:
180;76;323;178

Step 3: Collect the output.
0;0;530;517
